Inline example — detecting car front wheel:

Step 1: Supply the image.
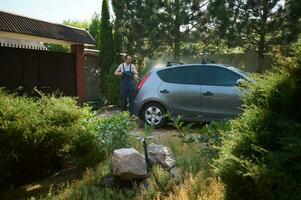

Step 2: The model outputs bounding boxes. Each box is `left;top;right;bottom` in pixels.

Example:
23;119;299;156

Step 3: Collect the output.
142;103;166;128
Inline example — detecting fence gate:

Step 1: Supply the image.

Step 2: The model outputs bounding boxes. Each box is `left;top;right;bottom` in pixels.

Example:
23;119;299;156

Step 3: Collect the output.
0;46;76;96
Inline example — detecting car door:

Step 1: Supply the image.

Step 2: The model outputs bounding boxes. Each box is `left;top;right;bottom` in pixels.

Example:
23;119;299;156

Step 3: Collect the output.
157;66;201;120
199;65;243;120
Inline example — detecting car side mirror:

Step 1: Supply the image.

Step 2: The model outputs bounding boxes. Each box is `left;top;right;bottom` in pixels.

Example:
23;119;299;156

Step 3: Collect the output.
235;78;245;86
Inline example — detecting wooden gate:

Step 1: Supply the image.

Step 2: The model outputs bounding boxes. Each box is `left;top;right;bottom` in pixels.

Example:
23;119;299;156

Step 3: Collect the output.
0;46;76;96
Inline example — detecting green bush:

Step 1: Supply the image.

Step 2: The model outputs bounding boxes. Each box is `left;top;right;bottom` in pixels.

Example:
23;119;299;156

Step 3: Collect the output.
196;121;231;161
85;95;105;111
0;91;86;186
71;112;135;170
97;112;135;153
70;108;107;171
214;39;301;199
0;89;137;188
103;65;121;105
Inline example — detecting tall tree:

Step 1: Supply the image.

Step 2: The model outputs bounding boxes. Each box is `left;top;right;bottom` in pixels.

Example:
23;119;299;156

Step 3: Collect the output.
278;0;301;45
112;0;208;61
208;0;284;61
88;13;101;49
155;0;208;61
63;19;90;29
99;0;114;81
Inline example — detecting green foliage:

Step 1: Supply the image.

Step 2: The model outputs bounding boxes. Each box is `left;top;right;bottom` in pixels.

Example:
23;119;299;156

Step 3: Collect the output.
88;13;101;49
208;0;292;58
0;89;137;186
71;111;135;171
103;65;121;105
97;112;135;153
71;132;107;172
85;95;104;111
43;43;70;53
99;0;114;90
112;0;207;61
214;40;301;199
147;165;176;196
0;91;85;186
70;108;107;171
196;121;231;161
40;162;137;200
62;19;90;29
169;115;195;146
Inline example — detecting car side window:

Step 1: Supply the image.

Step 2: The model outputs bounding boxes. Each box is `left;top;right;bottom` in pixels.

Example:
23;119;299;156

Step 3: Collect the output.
157;66;200;85
200;66;242;86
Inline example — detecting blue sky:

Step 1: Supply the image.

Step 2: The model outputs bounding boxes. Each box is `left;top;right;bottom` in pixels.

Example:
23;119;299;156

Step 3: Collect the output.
0;0;104;23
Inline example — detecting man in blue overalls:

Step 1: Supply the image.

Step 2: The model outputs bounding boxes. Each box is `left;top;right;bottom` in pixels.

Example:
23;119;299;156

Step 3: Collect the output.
114;55;138;115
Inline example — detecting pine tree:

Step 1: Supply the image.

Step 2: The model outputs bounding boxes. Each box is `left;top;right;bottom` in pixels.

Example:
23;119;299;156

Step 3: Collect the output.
99;0;114;85
88;13;100;49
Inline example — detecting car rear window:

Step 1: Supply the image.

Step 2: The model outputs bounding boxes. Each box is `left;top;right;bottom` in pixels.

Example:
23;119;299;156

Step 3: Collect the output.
157;66;200;85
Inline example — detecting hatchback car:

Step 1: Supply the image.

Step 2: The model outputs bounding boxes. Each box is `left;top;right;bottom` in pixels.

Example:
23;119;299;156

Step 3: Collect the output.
133;64;249;128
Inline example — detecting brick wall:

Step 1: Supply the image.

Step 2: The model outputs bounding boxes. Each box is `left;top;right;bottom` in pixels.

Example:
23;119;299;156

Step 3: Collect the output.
84;51;101;101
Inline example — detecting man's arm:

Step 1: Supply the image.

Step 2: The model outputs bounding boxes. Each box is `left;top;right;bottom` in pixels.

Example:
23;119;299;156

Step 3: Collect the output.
114;65;122;76
133;65;139;76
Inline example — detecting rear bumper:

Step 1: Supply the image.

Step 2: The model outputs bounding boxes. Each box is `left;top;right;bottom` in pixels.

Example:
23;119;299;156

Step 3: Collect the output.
132;100;143;118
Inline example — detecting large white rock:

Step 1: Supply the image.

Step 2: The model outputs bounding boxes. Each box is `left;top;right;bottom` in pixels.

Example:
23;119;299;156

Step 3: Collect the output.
147;143;175;169
112;148;147;180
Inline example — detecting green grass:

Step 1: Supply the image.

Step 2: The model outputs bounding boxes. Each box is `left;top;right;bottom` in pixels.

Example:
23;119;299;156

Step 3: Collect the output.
35;126;224;200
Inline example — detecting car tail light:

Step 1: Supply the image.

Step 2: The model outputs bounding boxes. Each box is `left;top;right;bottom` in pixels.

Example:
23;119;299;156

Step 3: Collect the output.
136;74;150;92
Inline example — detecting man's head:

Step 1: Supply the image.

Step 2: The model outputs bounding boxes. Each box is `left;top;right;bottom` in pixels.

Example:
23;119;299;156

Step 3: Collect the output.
124;54;132;64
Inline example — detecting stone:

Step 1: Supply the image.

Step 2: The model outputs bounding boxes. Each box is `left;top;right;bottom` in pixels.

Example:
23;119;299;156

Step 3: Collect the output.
147;143;176;169
112;148;147;180
170;167;183;179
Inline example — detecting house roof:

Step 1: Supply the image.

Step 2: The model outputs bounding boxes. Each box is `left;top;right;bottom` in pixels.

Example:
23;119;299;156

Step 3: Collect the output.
0;11;95;45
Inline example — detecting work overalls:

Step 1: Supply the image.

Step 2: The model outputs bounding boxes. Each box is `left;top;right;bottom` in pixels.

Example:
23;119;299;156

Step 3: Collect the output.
120;64;135;115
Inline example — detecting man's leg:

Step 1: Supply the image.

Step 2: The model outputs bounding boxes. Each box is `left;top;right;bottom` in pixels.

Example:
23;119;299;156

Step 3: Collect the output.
128;81;136;115
120;82;128;111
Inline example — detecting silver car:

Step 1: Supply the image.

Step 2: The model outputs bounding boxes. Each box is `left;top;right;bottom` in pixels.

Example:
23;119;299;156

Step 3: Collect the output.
133;64;249;128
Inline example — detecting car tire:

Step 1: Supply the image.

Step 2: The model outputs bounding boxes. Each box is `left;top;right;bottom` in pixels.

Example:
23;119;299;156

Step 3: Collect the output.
142;102;166;128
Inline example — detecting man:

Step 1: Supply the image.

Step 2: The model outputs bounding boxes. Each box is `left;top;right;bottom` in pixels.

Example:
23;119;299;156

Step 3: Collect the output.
114;55;138;115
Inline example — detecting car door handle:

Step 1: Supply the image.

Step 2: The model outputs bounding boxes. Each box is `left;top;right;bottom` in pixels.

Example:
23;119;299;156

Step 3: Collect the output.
202;91;213;96
160;89;170;94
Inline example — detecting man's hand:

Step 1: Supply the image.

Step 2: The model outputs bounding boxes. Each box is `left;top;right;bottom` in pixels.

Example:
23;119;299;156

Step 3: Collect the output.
114;71;122;76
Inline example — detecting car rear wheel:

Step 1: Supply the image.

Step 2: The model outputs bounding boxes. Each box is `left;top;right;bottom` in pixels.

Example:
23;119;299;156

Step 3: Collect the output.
142;103;166;128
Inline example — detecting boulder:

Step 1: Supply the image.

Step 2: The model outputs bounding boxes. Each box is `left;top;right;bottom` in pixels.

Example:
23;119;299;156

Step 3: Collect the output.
170;167;183;179
112;148;147;180
147;143;175;169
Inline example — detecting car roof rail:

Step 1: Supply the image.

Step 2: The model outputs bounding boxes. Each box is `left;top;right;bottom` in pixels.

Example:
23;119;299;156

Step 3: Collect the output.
200;59;216;64
166;61;183;67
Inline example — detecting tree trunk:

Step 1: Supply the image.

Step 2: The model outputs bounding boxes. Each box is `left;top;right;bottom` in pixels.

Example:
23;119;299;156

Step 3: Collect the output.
257;1;268;72
173;0;181;62
258;33;265;72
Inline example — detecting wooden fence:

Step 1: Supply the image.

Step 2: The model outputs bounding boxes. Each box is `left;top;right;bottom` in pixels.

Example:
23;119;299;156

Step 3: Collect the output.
145;51;274;72
0;46;76;96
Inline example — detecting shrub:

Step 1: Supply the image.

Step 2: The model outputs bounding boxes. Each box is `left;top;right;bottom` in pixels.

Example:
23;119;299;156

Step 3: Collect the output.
196;121;231;161
97;112;135;153
214;39;301;199
136;165;176;199
85;95;105;111
70;108;107;171
103;65;121;105
0;91;85;186
70;111;135;171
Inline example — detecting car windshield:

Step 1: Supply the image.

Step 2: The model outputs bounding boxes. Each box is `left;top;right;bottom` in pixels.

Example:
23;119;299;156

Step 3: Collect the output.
226;66;249;77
